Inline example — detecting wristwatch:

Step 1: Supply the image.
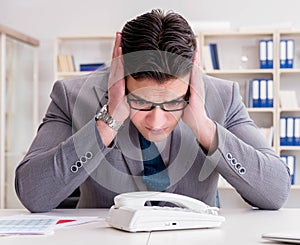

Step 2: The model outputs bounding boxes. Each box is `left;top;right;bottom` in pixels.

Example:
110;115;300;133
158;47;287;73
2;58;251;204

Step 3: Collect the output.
95;104;122;131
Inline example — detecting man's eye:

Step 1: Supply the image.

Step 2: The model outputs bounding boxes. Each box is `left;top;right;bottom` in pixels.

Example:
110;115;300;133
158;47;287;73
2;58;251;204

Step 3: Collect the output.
168;100;183;106
133;100;149;106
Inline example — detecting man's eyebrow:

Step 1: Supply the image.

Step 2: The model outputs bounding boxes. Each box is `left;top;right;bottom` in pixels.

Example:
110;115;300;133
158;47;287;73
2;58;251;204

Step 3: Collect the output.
129;92;186;102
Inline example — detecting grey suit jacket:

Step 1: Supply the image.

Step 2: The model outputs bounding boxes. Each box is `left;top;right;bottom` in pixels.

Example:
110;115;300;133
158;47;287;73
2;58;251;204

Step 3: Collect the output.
15;68;291;212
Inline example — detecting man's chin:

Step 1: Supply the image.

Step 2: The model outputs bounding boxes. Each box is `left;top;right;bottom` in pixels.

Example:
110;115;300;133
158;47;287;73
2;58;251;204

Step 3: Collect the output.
146;129;170;142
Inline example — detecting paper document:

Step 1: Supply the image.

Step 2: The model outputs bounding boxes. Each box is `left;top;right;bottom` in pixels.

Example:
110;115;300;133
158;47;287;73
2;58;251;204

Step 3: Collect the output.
0;217;58;235
0;215;101;236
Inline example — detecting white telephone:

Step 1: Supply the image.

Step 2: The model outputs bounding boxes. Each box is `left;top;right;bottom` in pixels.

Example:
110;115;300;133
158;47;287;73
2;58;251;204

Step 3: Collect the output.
106;191;225;232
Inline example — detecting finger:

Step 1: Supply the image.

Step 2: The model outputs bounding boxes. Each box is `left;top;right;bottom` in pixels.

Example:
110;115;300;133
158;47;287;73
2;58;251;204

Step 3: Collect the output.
193;38;201;66
112;32;122;59
109;45;125;90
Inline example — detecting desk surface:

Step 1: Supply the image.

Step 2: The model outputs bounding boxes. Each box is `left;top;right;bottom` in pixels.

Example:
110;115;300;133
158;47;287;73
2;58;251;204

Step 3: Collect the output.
0;208;299;245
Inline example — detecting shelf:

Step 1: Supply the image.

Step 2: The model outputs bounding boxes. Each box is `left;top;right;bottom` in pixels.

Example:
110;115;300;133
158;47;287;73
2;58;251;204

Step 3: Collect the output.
204;69;274;75
57;35;114;40
279;146;300;151
247;108;275;113
279;108;300;112
279;69;300;74
57;72;95;77
200;31;274;37
291;185;300;190
55;36;115;79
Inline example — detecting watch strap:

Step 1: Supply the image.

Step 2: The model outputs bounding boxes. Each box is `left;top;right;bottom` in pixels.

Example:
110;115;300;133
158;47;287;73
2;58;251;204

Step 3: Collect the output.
95;104;122;131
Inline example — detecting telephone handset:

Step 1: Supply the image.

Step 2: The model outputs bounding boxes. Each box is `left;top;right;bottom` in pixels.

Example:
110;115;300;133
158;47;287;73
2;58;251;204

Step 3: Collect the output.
106;191;225;232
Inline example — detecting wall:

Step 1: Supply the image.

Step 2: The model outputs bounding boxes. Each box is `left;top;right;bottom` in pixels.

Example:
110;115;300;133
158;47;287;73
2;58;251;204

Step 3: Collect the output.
1;0;300;121
0;0;299;208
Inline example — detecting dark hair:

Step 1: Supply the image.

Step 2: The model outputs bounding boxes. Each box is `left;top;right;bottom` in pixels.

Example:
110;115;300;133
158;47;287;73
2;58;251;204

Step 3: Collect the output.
121;9;196;82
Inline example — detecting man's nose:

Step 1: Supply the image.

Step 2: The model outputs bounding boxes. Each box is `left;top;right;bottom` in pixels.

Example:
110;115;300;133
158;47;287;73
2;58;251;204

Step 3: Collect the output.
145;106;168;128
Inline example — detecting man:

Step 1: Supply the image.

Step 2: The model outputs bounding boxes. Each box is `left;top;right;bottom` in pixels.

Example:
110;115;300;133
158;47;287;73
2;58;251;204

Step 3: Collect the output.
15;9;290;213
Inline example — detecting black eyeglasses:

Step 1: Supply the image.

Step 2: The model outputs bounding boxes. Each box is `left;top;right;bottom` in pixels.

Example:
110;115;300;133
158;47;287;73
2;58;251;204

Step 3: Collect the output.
127;93;189;112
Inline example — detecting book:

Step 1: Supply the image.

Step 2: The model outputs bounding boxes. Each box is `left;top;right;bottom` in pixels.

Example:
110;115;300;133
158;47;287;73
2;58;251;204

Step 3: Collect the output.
57;54;75;72
209;43;220;69
79;63;105;72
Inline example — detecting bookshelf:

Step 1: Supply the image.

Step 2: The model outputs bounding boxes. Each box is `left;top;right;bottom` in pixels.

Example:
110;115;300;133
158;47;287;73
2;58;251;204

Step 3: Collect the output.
199;30;300;195
278;31;300;190
0;24;39;208
200;30;277;147
54;35;115;80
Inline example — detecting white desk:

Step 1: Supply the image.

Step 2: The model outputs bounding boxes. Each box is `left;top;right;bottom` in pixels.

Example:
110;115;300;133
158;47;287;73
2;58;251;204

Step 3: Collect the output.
0;208;299;244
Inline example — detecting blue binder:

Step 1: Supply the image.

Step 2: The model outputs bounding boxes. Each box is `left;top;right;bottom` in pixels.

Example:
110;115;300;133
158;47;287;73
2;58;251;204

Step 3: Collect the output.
294;117;300;146
286;39;295;69
266;79;273;107
280;155;296;185
288;155;296;185
280;39;287;68
260;79;267;107
286;117;294;145
209;43;220;69
280;117;287;146
251;79;260;107
266;40;273;69
259;40;267;69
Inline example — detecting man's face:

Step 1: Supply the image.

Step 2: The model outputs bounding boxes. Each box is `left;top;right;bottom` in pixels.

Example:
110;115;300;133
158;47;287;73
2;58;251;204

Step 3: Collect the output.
126;75;189;142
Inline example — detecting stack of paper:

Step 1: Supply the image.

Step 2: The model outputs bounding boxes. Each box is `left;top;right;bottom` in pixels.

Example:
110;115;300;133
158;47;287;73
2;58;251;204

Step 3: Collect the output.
0;215;100;236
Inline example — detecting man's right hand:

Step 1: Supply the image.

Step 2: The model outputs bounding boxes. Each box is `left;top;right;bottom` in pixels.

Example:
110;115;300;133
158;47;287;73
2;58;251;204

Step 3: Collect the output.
96;32;129;146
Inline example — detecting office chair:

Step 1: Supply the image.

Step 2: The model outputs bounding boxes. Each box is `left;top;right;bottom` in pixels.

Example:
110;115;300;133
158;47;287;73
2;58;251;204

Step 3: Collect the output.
56;188;80;208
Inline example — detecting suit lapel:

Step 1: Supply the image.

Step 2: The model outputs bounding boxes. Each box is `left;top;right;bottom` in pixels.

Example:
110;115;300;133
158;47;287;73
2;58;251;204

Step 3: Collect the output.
167;120;200;192
115;121;147;191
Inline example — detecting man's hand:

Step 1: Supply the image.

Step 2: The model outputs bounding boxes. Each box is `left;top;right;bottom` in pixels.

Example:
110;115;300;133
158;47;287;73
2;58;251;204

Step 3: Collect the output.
96;32;129;146
107;32;130;123
182;43;217;152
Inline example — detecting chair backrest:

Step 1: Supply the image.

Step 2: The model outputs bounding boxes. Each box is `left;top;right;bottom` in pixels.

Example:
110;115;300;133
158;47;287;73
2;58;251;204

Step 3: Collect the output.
56;188;80;209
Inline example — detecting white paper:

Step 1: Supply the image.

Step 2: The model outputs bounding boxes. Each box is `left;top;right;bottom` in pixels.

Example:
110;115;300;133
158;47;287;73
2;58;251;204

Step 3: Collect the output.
0;214;102;236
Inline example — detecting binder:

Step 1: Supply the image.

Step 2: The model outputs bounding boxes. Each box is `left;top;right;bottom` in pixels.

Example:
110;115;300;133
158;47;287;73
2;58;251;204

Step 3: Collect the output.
266;79;273;107
260;79;267;107
287;155;295;185
266;40;273;69
280;117;287;145
286;117;294;145
209;43;220;70
280;155;296;185
294;117;300;146
259;40;267;69
251;79;260;107
280;40;287;68
286;39;295;68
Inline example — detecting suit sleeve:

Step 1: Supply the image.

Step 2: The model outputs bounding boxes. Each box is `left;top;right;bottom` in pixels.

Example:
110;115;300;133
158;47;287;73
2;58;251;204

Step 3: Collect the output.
206;82;291;210
15;80;110;212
